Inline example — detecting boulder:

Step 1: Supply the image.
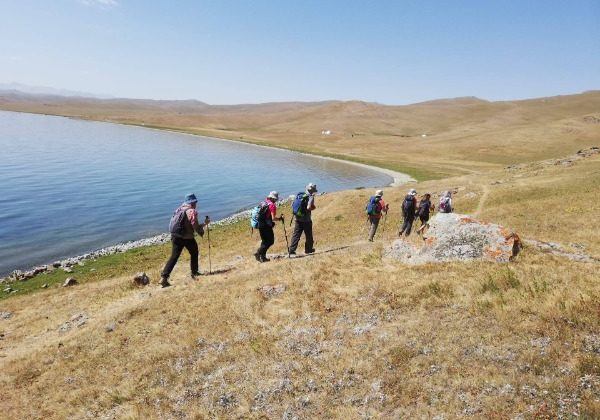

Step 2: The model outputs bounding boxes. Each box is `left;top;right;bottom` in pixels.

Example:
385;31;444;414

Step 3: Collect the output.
63;278;78;287
133;272;150;287
385;213;521;264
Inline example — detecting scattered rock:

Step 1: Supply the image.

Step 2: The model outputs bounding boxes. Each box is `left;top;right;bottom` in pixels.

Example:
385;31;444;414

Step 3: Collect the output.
3;287;14;293
0;311;13;320
62;267;74;273
530;337;551;350
63;278;78;287
132;272;150;287
583;335;600;354
52;262;62;268
259;284;286;299
59;313;88;332
105;322;116;333
41;283;48;289
525;239;599;263
385;213;521;264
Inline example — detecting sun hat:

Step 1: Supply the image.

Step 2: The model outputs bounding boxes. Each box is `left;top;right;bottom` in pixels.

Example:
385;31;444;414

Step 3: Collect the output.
268;191;279;200
408;188;417;196
306;183;318;193
184;193;198;204
375;189;384;197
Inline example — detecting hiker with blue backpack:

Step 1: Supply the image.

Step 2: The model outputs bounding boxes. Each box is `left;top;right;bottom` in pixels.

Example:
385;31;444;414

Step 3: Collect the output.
252;191;283;262
288;183;318;255
366;189;389;241
159;193;210;287
398;188;418;237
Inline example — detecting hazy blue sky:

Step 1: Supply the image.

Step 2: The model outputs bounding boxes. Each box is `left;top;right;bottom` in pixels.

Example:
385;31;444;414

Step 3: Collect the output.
0;0;598;104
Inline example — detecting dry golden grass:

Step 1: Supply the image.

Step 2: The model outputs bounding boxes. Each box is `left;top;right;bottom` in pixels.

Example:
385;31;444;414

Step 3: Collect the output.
1;150;600;418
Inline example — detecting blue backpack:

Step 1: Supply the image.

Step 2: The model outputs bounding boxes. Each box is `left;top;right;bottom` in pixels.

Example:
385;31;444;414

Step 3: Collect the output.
292;192;309;217
366;196;381;215
250;201;271;229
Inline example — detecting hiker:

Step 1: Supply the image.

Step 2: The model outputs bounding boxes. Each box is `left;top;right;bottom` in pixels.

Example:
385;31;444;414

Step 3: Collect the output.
288;183;318;255
366;189;389;241
254;191;283;262
398;188;417;237
416;193;434;235
159;193;210;287
439;191;453;213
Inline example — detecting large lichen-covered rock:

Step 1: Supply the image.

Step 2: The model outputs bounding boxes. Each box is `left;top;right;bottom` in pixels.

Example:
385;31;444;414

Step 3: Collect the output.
385;213;520;264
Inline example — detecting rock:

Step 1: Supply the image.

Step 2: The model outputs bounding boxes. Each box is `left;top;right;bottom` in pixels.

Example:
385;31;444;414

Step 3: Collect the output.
41;283;48;289
62;267;74;273
132;272;150;287
33;265;48;275
0;311;13;320
52;261;62;268
259;284;287;299
63;278;78;287
385;213;521;264
105;322;116;333
59;312;88;332
583;335;600;354
3;287;14;293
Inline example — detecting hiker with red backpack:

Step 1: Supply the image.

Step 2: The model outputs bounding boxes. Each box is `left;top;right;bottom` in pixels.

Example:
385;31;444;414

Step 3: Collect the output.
288;183;318;255
366;189;389;241
253;191;283;262
398;188;418;237
159;193;210;287
438;191;453;213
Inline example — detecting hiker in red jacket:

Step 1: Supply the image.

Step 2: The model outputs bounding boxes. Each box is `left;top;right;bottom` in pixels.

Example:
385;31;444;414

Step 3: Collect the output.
254;191;283;262
160;193;209;287
366;189;389;241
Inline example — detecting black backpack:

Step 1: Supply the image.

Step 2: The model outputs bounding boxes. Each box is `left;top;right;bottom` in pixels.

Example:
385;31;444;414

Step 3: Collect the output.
402;195;415;215
169;206;188;236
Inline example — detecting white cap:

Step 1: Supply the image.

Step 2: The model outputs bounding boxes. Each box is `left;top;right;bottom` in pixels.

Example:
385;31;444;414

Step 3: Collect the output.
375;189;383;197
268;191;279;200
306;183;318;193
408;188;417;196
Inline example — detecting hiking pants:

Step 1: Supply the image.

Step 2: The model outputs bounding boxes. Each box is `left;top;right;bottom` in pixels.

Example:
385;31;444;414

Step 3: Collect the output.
418;215;429;226
257;226;275;257
399;214;415;237
161;236;199;278
368;216;381;241
289;220;314;253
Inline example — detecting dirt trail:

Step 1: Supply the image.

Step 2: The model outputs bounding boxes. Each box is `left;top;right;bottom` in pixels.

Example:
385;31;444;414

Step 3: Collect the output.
473;184;490;218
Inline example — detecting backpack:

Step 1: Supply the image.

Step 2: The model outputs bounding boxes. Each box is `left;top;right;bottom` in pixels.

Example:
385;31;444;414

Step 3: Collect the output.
292;192;309;217
402;195;415;215
169;206;188;236
366;196;381;215
250;201;271;229
439;196;451;213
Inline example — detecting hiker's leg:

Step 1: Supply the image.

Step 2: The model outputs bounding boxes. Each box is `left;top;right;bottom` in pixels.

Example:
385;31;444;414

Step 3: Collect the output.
368;217;380;241
289;220;304;252
304;221;314;253
399;216;409;235
405;216;414;236
161;236;185;278
183;238;199;274
258;227;274;256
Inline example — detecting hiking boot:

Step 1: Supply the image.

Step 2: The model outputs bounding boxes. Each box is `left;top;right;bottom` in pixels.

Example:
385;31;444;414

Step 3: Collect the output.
259;255;270;262
254;252;261;262
191;271;201;279
288;249;296;256
305;248;315;254
159;277;171;288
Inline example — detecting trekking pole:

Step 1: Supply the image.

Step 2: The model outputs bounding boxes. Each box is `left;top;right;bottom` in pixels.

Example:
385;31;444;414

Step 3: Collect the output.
381;211;388;240
205;215;212;274
281;216;291;258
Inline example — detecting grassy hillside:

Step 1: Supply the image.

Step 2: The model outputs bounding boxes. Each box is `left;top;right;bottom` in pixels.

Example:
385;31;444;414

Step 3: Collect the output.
1;91;599;180
1;147;599;418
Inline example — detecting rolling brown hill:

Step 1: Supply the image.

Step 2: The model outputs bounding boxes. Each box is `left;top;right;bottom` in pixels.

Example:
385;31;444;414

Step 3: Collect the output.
1;90;599;179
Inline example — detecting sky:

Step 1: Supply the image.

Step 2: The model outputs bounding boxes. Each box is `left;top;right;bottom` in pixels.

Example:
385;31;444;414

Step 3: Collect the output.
0;0;598;105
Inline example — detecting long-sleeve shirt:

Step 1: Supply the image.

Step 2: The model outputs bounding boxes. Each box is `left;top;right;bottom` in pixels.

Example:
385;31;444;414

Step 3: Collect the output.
178;203;205;239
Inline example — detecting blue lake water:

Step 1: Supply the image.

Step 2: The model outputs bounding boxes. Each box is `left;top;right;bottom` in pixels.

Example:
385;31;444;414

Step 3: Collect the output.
0;110;392;275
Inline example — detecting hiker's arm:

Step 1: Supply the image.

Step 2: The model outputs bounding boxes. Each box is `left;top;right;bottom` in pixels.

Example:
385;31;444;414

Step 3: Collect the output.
308;195;316;210
188;209;205;237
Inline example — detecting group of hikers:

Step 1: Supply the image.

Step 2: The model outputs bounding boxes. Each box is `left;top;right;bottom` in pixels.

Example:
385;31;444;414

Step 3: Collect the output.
158;185;453;287
366;188;453;242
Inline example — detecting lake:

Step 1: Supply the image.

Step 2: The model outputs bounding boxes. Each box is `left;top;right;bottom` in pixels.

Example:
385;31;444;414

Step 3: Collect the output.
0;110;393;276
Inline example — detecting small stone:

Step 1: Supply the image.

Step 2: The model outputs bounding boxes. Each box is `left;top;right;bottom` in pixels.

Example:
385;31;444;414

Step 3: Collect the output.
63;278;78;287
0;311;13;320
62;267;74;273
105;322;116;333
52;262;62;268
41;283;48;289
132;272;150;287
3;287;13;293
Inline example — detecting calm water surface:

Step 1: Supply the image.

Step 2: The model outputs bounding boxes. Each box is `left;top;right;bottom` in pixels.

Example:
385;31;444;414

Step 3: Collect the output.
0;111;392;275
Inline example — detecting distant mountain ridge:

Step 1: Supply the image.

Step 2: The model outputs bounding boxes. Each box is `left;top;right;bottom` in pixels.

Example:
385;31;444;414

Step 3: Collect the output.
0;82;113;99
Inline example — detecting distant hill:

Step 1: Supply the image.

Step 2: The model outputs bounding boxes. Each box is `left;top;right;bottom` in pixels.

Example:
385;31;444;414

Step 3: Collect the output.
0;82;113;99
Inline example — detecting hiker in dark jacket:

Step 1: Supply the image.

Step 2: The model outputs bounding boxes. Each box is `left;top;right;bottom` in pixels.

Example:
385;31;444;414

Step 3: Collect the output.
254;191;283;262
288;183;317;255
367;189;389;241
160;193;209;287
398;188;417;237
416;193;434;235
